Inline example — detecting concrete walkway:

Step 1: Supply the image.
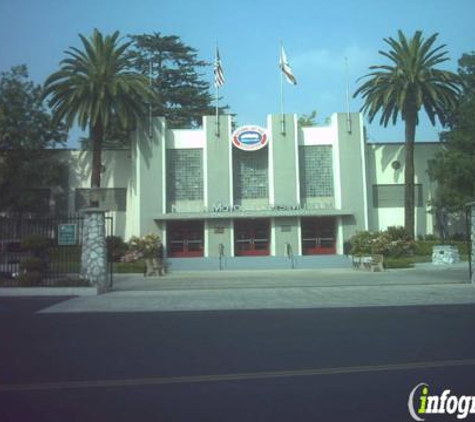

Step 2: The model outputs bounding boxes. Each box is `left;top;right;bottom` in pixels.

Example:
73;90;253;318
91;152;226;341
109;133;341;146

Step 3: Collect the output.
39;263;475;314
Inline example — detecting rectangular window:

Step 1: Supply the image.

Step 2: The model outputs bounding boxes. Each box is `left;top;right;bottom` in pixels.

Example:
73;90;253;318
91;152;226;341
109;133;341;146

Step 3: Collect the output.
75;188;127;212
372;184;423;208
167;149;203;202
299;146;334;199
233;147;269;201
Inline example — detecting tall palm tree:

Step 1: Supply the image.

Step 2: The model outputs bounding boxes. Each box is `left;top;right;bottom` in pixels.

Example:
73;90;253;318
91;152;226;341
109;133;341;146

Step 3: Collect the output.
354;30;460;238
43;29;154;192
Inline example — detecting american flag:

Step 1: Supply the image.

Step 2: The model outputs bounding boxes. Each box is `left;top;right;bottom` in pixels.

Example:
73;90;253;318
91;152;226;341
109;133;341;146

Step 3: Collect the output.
214;48;225;88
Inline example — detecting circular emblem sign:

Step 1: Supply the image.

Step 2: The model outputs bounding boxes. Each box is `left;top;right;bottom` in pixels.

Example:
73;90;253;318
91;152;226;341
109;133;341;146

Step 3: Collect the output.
232;126;269;151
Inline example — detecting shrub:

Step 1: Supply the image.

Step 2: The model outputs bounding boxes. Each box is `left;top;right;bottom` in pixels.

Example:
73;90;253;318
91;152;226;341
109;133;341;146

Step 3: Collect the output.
21;235;51;254
413;241;436;256
384;257;415;269
378;226;414;258
17;271;42;286
107;235;128;262
450;233;467;241
19;257;45;272
128;234;161;259
349;226;413;258
349;231;376;256
113;260;147;273
413;240;469;256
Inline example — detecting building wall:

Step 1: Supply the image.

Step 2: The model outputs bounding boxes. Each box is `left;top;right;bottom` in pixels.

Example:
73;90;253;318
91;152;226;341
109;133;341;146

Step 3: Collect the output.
57;148;131;239
366;142;440;236
58;113;443;252
128;118;166;240
335;113;369;247
272;217;300;257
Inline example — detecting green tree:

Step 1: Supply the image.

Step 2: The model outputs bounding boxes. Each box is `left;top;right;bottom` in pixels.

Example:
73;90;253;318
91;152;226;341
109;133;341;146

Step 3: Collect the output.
0;65;66;150
0;65;67;214
354;30;461;238
298;110;330;127
43;29;154;190
129;33;227;129
428;51;475;211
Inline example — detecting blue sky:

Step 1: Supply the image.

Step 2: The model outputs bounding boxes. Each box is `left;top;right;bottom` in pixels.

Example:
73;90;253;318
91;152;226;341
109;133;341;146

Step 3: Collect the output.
1;0;474;147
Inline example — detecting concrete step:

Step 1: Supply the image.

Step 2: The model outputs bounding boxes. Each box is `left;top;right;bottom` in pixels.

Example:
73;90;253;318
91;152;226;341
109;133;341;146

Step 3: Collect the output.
166;255;351;272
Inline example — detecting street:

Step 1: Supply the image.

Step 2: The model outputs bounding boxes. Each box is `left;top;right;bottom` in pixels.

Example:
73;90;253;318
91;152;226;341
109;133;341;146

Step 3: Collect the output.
1;298;475;421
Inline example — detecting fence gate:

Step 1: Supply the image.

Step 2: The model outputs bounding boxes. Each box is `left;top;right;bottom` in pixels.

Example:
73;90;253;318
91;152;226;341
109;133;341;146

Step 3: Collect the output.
0;215;113;287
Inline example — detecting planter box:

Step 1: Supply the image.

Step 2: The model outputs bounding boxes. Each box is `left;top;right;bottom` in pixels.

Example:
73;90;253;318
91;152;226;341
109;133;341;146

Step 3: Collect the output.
432;245;460;265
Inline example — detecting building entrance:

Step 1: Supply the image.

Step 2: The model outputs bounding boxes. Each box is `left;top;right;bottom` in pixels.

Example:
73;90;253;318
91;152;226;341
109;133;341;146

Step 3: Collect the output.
301;217;336;255
234;219;270;256
167;220;204;258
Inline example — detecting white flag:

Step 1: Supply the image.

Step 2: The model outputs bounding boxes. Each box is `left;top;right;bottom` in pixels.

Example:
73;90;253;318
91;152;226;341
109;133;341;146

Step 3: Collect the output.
280;46;297;85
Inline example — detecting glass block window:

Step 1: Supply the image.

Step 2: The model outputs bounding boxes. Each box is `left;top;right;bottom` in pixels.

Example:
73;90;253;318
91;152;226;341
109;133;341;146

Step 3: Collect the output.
299;146;334;198
167;149;203;202
233;147;269;200
373;184;423;208
75;188;127;211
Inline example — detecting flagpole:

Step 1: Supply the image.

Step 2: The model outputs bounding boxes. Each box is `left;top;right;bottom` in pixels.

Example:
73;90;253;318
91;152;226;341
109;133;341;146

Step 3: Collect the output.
216;83;220;138
280;42;286;135
345;57;352;134
215;45;220;138
148;55;153;138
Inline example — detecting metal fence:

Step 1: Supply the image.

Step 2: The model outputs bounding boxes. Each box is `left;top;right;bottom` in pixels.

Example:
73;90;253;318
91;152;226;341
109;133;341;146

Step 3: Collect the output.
0;215;113;287
466;207;473;281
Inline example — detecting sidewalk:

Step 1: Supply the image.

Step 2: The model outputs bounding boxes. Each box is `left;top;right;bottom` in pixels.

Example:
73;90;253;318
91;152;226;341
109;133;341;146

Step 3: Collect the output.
39;263;475;314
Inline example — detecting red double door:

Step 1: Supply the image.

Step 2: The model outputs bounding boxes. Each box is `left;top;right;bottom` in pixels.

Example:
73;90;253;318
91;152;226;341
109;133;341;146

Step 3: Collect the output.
235;219;270;256
167;221;204;258
301;217;336;255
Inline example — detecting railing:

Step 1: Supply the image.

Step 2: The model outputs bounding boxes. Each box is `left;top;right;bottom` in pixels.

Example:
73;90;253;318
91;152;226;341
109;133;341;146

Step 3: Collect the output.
285;242;295;269
466;206;472;282
0;215;113;287
218;243;225;271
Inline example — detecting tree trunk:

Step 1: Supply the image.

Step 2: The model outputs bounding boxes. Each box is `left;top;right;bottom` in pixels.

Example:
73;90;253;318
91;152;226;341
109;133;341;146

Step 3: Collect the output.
404;112;417;239
90;120;103;207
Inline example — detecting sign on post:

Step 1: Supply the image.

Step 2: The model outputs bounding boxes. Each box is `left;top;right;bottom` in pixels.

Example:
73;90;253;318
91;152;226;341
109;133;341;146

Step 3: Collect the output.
58;223;78;246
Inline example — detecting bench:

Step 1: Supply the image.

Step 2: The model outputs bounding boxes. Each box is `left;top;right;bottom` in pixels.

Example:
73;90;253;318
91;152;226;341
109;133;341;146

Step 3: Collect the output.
144;258;166;277
369;254;384;272
352;255;384;272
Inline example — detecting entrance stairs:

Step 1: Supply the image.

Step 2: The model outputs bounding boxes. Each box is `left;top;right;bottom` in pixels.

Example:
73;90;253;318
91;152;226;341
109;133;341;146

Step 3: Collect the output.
166;255;351;272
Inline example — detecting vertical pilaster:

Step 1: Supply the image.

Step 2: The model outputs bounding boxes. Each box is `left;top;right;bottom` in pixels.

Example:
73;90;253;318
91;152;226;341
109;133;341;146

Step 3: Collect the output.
204;115;233;257
335;113;368;241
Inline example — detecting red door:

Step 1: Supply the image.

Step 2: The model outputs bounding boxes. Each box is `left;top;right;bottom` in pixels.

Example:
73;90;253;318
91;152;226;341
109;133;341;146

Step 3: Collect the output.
301;217;336;255
234;219;270;256
167;221;204;257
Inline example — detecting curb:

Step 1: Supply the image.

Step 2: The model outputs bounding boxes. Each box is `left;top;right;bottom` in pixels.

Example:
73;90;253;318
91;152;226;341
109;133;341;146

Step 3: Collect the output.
0;286;100;296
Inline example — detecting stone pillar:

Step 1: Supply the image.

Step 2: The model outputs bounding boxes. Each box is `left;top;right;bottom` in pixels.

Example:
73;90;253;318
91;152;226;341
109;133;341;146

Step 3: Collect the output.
471;203;475;284
81;209;108;292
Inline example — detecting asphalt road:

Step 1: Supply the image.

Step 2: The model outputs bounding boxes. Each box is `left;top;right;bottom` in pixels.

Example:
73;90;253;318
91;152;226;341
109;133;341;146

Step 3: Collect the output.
0;297;475;421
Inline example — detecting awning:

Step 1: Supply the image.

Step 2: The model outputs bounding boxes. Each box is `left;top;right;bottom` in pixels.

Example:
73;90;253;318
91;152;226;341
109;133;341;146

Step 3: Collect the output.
154;208;354;221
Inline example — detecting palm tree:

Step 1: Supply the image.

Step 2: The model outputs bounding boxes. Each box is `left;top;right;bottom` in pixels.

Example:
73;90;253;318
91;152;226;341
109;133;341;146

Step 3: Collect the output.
43;29;154;192
354;30;460;238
